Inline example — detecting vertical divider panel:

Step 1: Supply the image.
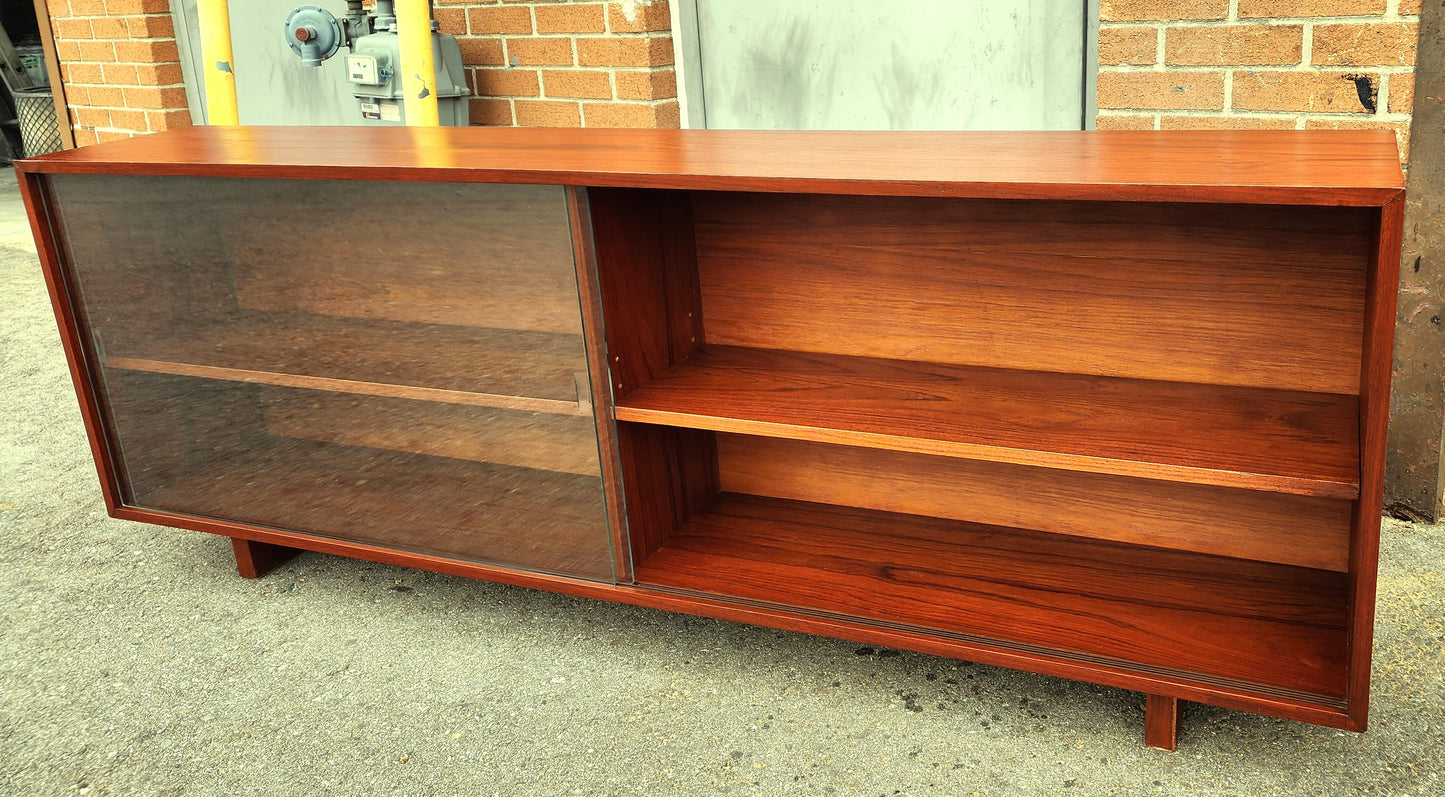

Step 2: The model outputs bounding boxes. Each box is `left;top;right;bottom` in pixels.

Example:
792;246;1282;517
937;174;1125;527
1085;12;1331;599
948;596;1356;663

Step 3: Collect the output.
568;187;633;582
1347;194;1407;730
590;188;706;392
587;188;717;571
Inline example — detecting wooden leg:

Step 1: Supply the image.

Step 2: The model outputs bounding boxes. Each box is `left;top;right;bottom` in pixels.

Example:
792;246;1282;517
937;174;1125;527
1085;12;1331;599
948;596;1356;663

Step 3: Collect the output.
1145;694;1182;751
230;537;302;579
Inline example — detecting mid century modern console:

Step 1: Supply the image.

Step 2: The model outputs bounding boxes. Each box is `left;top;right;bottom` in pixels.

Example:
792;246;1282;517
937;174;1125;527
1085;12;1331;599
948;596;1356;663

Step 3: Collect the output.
18;126;1405;750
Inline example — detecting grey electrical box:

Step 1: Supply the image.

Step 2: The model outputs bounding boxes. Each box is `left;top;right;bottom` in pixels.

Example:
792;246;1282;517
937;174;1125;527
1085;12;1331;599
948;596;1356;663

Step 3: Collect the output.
349;28;468;126
346;53;381;85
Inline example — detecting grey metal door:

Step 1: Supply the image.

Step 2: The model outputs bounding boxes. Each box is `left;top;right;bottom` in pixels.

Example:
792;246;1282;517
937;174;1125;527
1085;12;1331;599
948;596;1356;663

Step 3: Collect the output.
683;0;1091;130
172;0;363;125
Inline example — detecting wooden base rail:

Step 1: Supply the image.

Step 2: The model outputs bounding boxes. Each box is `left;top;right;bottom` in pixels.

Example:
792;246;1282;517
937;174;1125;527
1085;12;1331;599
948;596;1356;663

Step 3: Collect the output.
224;530;1199;748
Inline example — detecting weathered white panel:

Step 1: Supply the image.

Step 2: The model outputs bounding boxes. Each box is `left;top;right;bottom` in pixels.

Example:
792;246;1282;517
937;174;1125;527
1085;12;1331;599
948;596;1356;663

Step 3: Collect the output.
696;0;1085;130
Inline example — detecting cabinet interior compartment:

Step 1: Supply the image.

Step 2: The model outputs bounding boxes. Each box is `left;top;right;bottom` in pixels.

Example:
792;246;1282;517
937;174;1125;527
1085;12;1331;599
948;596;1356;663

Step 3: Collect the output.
588;186;1367;705
104;371;610;575
47;174;615;579
638;429;1350;702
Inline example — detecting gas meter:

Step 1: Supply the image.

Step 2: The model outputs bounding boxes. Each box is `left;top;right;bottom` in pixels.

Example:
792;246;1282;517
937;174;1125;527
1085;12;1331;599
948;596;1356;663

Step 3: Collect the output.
284;1;469;126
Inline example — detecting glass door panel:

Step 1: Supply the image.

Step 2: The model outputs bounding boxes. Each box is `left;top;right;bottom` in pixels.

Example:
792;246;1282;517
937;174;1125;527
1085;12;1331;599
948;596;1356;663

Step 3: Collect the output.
46;174;614;580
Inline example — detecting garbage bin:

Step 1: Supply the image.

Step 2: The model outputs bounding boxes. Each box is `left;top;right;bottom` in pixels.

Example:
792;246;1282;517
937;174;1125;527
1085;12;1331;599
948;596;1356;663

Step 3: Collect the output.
16;44;48;87
14;87;62;157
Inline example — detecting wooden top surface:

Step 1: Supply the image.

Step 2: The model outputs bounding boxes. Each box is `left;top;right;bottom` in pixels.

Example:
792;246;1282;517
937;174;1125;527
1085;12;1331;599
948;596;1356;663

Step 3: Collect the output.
17;126;1404;205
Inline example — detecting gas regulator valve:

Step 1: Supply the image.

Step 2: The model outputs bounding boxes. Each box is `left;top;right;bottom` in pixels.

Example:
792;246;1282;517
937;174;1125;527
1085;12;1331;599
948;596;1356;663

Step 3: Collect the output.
284;5;343;67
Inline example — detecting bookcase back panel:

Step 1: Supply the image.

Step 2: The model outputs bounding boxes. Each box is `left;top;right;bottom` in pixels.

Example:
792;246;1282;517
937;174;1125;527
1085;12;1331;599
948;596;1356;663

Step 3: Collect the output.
217;180;583;334
715;434;1351;571
47;176;584;336
260;389;603;476
44;175;238;357
692;193;1370;394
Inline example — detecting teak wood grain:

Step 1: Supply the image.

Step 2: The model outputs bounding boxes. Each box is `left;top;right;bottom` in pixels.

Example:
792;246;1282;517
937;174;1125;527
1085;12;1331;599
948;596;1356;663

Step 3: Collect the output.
15;127;1404;206
217;179;584;335
716;435;1352;571
259;389;603;476
1344;194;1407;729
587;188;716;565
17;128;1406;746
230;537;301;579
568;187;634;580
692;193;1370;394
588;188;704;395
141;437;614;580
110;499;1360;730
634;493;1350;699
617;346;1360;498
1146;695;1182;751
100;311;592;416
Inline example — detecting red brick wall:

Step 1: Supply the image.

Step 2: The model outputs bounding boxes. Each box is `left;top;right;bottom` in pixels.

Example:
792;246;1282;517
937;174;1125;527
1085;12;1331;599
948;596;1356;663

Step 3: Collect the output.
48;0;191;144
46;0;678;141
438;0;678;127
1097;0;1420;160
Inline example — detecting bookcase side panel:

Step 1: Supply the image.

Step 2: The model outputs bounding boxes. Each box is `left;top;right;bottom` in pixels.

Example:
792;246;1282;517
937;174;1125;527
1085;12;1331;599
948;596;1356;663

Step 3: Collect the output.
1346;196;1407;729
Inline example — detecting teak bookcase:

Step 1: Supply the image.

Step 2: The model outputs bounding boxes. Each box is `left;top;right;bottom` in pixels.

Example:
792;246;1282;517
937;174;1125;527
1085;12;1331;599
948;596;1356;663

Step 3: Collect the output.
18;127;1405;750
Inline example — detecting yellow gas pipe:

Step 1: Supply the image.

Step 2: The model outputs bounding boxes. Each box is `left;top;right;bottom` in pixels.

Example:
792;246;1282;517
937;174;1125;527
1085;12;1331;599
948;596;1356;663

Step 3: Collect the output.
196;0;239;125
396;0;440;126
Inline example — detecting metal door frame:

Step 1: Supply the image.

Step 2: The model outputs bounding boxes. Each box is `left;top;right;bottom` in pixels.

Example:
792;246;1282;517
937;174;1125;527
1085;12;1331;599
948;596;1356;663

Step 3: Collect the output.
170;0;208;125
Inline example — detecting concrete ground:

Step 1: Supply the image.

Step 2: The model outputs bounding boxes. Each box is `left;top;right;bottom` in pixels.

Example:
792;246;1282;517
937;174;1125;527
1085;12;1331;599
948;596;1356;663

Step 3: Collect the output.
1;170;1443;797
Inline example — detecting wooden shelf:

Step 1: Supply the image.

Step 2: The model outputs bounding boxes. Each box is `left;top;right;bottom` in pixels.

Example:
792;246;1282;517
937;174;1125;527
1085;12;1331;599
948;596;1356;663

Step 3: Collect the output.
103;311;592;416
635;493;1349;700
136;437;613;579
615;346;1360;498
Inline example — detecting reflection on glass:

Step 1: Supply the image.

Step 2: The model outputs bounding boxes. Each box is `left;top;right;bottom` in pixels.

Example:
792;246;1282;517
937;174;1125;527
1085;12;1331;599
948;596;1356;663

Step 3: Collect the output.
50;175;613;580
